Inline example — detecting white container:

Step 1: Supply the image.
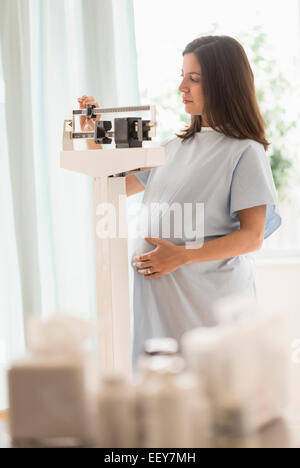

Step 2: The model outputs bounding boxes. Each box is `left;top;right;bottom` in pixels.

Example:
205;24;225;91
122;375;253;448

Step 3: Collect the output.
181;294;290;431
97;372;137;448
7;315;99;447
175;371;213;448
8;352;96;446
135;355;191;448
134;355;169;448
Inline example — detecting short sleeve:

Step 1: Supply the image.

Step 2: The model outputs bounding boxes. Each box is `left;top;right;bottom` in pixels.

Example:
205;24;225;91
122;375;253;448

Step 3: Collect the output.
230;142;282;239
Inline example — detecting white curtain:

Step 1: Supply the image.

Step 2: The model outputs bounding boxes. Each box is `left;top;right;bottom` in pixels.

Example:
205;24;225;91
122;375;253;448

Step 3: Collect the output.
0;0;140;410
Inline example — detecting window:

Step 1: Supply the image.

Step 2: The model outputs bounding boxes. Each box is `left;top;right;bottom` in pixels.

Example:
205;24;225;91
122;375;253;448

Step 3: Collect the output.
133;0;300;256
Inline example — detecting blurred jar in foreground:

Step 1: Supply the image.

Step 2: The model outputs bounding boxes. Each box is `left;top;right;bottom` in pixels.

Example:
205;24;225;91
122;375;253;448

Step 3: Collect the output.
96;372;138;448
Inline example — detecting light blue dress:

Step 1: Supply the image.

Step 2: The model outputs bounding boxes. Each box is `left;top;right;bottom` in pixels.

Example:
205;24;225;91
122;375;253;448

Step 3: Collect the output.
132;127;282;367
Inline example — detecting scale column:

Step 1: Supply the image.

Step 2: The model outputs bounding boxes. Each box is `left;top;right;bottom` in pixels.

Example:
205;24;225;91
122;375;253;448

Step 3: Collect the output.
92;176;132;375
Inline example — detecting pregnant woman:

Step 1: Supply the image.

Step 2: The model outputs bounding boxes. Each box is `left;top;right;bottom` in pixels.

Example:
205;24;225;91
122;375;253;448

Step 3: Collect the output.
79;35;282;368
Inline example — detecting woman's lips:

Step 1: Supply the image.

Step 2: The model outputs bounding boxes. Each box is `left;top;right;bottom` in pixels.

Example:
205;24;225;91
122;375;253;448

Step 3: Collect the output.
183;99;193;103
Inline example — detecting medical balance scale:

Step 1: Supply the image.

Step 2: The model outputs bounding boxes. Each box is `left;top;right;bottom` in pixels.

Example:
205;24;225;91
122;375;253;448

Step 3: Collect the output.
60;105;165;375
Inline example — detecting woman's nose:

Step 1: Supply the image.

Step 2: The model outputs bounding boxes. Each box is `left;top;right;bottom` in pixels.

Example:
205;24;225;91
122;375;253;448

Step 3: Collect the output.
178;82;188;93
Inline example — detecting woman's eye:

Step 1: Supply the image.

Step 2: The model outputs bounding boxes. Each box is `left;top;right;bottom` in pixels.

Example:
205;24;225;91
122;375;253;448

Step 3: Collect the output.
180;75;198;83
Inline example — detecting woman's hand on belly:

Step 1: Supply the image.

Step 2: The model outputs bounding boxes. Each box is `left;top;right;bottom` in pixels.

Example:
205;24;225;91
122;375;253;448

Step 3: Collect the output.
132;237;186;279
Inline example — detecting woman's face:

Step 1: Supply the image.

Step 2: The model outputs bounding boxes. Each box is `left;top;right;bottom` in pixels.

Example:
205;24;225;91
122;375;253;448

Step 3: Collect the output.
178;53;207;122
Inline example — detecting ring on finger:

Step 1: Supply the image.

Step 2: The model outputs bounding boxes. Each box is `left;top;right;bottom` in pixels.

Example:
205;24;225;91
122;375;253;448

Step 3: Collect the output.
139;267;153;275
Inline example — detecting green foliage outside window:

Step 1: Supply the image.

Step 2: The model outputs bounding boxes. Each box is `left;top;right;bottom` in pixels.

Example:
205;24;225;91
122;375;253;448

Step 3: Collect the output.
237;25;296;202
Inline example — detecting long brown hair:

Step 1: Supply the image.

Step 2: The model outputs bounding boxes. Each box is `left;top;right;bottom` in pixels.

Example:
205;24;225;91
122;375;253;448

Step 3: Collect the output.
176;36;270;151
